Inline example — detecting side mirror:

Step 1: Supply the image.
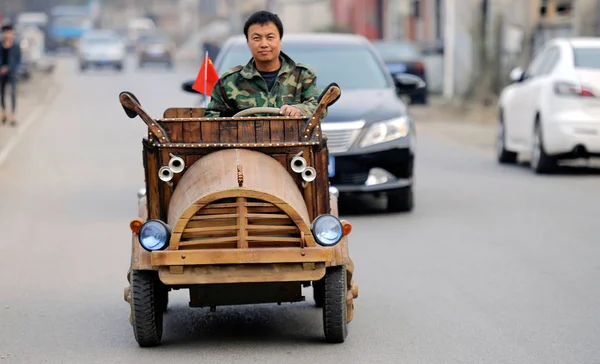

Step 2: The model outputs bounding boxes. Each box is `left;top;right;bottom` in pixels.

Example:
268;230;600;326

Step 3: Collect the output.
509;67;524;83
181;80;200;94
392;73;427;95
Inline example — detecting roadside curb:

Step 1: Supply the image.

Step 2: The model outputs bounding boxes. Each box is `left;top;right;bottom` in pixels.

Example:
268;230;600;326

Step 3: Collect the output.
0;64;64;167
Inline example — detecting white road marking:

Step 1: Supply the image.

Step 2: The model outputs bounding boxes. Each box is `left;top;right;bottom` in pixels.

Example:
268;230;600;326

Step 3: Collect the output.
0;105;45;167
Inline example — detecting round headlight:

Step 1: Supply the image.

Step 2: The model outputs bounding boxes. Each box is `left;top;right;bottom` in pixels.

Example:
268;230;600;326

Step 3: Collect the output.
138;220;171;252
311;214;343;247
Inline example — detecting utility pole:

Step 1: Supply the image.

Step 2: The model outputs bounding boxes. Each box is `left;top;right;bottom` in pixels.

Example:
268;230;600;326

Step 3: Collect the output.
443;0;455;100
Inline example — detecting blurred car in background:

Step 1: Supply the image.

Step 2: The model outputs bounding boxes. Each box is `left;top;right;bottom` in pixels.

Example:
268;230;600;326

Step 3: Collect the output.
126;17;156;52
77;29;126;72
497;37;600;173
372;41;428;104
137;32;174;68
182;33;426;212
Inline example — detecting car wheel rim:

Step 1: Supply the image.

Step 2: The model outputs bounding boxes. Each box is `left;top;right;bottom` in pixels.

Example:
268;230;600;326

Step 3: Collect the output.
531;129;541;168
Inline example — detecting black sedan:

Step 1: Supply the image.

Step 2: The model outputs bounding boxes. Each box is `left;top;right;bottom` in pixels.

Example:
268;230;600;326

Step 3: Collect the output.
182;33;426;212
372;40;428;105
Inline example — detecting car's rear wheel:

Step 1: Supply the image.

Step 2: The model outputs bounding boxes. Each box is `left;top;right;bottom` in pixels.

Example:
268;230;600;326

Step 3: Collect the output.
323;265;348;343
496;111;517;164
531;121;556;174
131;270;164;347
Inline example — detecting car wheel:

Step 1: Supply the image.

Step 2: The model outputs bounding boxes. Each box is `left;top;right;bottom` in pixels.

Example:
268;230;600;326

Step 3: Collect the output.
322;265;348;343
387;185;414;212
496;111;517;164
79;63;88;72
131;270;164;347
530;120;556;174
410;90;428;105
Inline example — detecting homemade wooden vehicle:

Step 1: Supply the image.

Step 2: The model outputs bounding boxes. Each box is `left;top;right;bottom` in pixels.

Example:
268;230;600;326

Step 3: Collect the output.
120;83;358;347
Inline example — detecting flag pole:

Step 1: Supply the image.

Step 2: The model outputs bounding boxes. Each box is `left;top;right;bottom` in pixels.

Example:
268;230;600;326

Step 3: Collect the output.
204;50;208;108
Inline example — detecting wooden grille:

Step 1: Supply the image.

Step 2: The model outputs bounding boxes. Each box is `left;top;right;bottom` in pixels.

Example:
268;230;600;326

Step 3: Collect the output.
177;197;303;250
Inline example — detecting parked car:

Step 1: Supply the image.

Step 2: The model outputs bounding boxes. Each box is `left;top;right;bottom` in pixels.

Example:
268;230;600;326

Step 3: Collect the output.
181;33;426;212
497;37;600;173
137;32;174;68
77;29;126;72
371;40;428;104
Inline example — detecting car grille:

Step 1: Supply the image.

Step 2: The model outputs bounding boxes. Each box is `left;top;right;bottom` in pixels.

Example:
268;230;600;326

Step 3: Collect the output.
177;197;303;250
321;120;365;154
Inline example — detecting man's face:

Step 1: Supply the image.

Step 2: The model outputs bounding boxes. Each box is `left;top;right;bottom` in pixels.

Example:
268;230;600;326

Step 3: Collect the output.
247;22;281;63
2;29;14;42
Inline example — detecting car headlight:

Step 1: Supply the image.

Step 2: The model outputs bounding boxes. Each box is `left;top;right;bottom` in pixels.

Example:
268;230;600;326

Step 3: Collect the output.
311;214;343;247
359;116;409;148
138;220;171;252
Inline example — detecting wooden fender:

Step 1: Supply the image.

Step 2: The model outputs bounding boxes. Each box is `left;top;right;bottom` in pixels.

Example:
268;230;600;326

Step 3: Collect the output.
167;149;318;249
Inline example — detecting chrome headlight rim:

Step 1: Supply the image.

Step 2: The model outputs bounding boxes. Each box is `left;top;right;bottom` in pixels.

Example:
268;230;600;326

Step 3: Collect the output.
138;219;171;252
359;116;410;148
311;214;344;247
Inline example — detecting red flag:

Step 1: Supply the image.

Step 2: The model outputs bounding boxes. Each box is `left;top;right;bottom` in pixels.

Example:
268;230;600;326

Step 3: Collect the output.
192;52;219;97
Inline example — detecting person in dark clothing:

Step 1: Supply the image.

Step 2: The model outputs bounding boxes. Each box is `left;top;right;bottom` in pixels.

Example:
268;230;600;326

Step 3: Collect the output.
1;23;21;126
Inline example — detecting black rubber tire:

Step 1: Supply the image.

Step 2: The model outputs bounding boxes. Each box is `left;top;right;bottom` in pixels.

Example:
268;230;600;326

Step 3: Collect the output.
531;121;556;174
313;279;324;308
131;270;163;347
496;111;518;164
387;185;414;212
323;265;348;343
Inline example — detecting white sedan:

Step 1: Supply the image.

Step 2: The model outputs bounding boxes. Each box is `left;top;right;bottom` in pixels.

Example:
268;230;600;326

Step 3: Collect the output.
497;37;600;173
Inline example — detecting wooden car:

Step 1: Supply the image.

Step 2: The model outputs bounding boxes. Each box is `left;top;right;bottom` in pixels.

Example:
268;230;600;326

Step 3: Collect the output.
120;83;358;347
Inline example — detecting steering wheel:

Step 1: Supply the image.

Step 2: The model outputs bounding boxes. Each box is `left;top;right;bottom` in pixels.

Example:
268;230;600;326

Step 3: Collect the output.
233;107;283;117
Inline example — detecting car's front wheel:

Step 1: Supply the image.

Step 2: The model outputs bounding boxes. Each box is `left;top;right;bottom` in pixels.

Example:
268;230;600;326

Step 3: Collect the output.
131;270;164;347
496;110;518;164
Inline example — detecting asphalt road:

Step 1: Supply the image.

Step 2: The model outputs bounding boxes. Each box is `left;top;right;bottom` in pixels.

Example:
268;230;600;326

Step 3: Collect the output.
1;56;600;364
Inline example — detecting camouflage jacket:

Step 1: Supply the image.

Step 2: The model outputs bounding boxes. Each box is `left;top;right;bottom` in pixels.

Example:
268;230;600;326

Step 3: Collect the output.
204;52;322;118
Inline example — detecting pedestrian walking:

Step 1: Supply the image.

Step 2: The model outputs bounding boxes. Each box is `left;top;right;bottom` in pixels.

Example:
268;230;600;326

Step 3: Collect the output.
1;23;21;127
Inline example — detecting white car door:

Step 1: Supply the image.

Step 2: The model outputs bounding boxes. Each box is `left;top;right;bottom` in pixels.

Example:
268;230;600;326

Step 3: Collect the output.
504;47;552;149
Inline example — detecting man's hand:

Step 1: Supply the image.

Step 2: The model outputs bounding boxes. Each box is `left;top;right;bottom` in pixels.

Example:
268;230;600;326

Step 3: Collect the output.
279;104;302;117
0;66;7;75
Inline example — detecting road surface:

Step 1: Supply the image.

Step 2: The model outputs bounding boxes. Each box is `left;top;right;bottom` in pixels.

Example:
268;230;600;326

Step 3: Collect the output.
1;57;599;364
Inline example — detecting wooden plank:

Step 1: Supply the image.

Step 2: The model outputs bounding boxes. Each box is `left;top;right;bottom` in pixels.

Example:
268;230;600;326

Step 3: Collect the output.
158;263;326;285
186;218;238;229
255;120;270;143
151;247;333;266
284;120;299;142
219;120;238;143
315;146;330;216
237;197;248;249
270;119;285;142
190;213;238;220
201;118;220;143
246;225;299;235
143;143;161;220
179;236;238;248
238;121;256;143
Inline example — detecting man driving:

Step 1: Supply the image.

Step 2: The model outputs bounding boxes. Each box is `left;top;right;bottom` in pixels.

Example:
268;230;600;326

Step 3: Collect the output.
203;11;321;118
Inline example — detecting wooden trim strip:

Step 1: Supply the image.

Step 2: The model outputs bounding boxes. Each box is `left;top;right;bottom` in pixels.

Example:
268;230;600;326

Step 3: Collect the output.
151;142;321;148
151;247;332;266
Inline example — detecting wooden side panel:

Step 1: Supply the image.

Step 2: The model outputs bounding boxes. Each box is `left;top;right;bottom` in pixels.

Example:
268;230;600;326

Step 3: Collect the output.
270;119;285;142
219;120;238;143
143;141;161;220
284;120;299;142
255;120;270;142
238;121;256;143
315;145;330;216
